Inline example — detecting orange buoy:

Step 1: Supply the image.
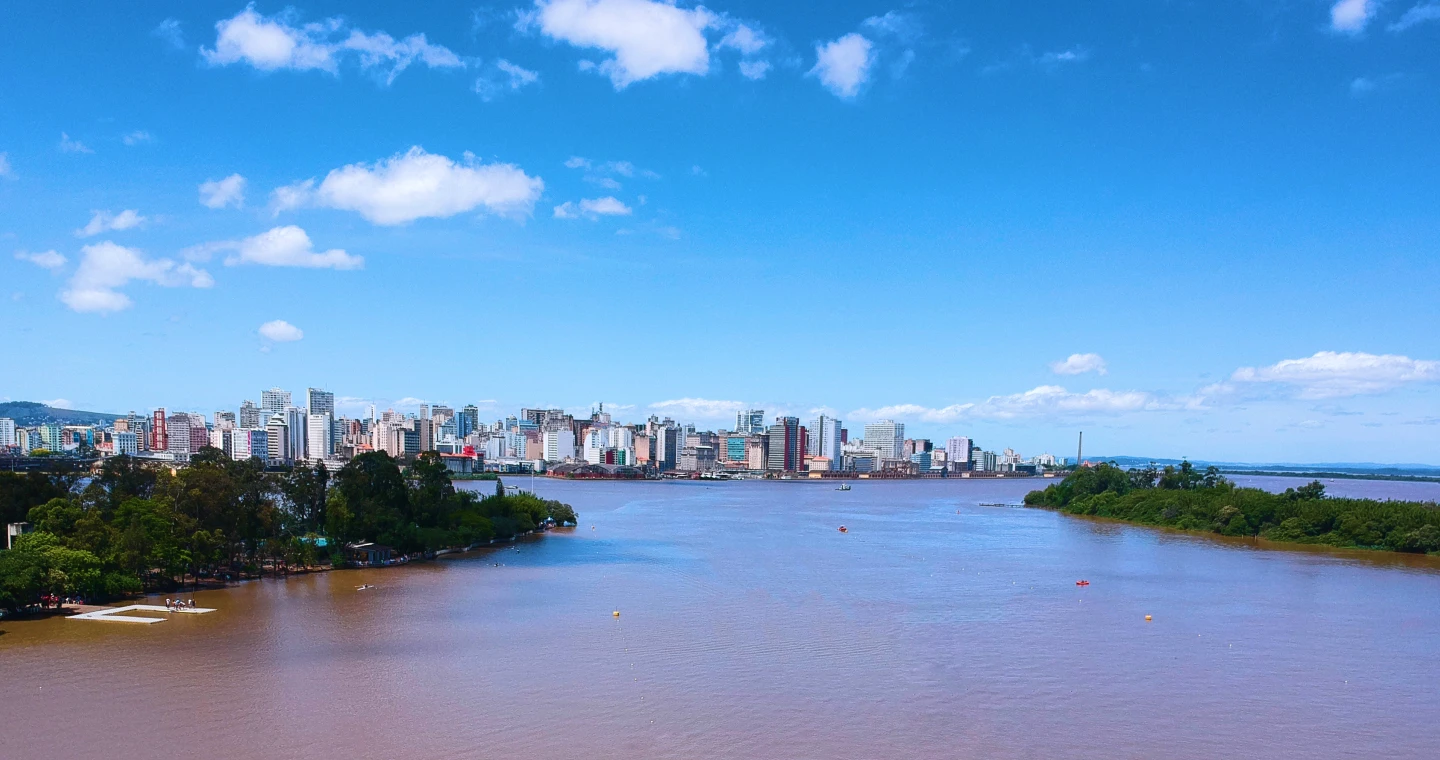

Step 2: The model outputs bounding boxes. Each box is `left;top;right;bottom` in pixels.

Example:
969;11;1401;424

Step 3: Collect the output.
1145;615;1153;622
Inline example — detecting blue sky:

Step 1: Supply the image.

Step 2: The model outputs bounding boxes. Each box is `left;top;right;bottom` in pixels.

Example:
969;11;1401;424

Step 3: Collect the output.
2;1;1438;463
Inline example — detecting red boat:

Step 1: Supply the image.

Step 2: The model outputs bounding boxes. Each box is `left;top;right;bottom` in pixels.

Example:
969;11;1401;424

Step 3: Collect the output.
1075;580;1090;586
838;526;848;533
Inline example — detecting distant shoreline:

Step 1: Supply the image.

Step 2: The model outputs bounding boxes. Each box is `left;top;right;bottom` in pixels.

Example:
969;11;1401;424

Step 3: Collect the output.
1225;470;1440;484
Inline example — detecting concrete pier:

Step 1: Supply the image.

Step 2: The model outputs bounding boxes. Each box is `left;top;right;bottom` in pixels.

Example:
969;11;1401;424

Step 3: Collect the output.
67;604;217;624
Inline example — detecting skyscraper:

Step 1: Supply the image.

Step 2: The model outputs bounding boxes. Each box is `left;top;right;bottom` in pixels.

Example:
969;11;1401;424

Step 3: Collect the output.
307;412;334;460
863;420;904;459
151;408;168;451
946;437;972;469
239;400;261;429
766;416;802;472
0;418;15;448
459;405;479;438
261;387;292;414
306;388;335;417
735;409;765;435
808;415;843;471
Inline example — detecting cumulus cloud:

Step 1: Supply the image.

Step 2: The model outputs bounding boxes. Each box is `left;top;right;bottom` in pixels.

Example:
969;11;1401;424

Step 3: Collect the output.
272;147;543;224
526;0;716;88
475;59;541;100
1389;2;1440;31
200;174;247;209
649;397;748;419
14;250;67;271
851;386;1166;423
718;22;771;78
122;130;154;146
1051;353;1108;376
1331;0;1377;33
202;4;461;83
809;33;874;98
194;225;362;269
553;196;633;219
59;133;93;154
1222;351;1440;399
76;210;147;238
258;319;304;342
60;241;212;313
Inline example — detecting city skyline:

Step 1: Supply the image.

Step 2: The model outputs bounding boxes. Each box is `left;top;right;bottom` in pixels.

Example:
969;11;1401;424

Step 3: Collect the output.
3;2;1438;463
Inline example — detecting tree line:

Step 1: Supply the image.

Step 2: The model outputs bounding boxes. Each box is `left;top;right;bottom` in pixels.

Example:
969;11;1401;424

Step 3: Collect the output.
1025;461;1440;554
0;450;578;613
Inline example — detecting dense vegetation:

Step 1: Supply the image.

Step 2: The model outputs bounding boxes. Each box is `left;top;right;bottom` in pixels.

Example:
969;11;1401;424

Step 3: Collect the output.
1025;461;1440;554
0;450;577;613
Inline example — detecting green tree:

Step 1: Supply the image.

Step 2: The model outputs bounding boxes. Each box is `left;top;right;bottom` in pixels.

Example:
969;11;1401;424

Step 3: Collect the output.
0;532;103;612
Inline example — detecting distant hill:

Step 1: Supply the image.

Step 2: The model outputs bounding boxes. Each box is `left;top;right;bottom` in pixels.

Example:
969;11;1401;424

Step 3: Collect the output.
1091;455;1440;478
0;401;121;426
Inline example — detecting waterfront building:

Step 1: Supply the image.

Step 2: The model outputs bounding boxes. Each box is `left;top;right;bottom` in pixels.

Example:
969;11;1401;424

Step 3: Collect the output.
261;387;292;414
307;388;335;417
910;450;933;471
543;429;575;462
766;417;803;472
238;400;261;429
808;415;843;471
863;420;904;459
946;437;971;468
678;445;717;473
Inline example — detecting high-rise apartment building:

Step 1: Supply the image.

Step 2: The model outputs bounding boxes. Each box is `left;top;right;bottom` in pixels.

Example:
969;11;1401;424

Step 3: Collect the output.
808;415;843;471
459;405;480;438
946;437;972;468
307;412;334;460
114;430;138;456
239;400;261;429
543;429;575;462
261;387;292;414
306;388;335;417
863;420;905;459
0;418;14;448
151;408;168;451
215;411;237;430
266;414;289;463
285;407;307;462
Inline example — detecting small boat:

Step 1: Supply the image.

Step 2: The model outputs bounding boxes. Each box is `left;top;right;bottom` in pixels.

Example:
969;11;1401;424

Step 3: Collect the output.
836;484;851;491
1075;580;1090;586
356;584;375;591
838;526;848;533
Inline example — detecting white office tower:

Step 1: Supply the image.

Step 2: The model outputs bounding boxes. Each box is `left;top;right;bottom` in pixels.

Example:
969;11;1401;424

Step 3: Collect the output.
946;437;971;466
114;431;138;456
808;415;844;471
306;388;335;417
307;412;334;460
239;400;261;429
266;414;289;463
0;417;14;448
543;429;575;462
261;387;292;414
863;420;905;459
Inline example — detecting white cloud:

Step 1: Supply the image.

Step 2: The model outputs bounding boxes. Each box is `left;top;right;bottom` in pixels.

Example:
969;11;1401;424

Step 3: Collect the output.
649;397;747;419
1331;0;1376;33
200;174;247;209
272;147;543;224
1389;2;1440;31
14;250;67;270
851;385;1165;423
76;209;147;238
1226;351;1440;399
59;133;93;154
60;241;212;313
1051;353;1108;376
1037;47;1090;65
200;225;362;269
738;59;771;80
41;399;74;409
154;18;185;49
809;33;874;98
862;11;923;43
719;23;768;55
565;156;592;169
475;59;541;100
202;5;461;82
554;196;633;219
527;0;716;89
122;130;154;146
258;319;303;342
0;153;12;178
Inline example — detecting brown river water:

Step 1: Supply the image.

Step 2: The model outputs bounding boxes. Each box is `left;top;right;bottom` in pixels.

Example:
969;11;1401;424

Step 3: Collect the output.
3;476;1438;759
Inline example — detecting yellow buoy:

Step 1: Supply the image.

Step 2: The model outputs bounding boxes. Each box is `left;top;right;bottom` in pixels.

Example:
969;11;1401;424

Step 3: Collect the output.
1145;615;1153;621
613;610;620;617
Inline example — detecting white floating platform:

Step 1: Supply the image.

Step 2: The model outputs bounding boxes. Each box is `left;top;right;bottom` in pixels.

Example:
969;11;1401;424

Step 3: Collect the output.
68;604;217;624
